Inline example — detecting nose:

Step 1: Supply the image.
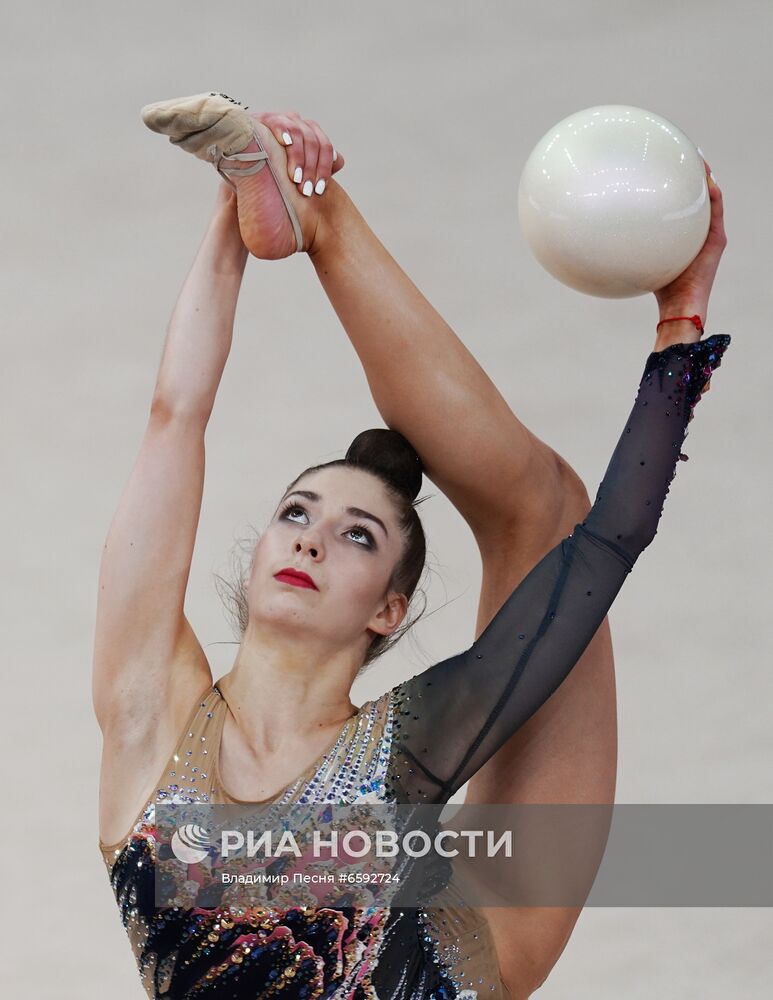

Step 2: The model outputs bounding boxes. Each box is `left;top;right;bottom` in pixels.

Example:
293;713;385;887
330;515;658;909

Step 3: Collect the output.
293;530;323;560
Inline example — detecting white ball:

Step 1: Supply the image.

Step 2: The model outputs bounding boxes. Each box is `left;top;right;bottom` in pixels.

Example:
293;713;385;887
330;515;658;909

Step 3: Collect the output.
517;105;710;298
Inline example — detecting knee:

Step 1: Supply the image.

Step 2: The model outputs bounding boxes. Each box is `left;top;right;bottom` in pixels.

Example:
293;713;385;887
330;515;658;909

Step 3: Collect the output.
474;450;590;560
556;453;591;516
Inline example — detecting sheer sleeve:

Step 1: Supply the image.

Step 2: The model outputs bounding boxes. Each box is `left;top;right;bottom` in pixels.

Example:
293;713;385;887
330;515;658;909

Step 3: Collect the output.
383;334;731;804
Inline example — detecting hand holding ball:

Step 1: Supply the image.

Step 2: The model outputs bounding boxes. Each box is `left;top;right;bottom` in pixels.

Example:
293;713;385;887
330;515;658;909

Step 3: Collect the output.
518;105;710;298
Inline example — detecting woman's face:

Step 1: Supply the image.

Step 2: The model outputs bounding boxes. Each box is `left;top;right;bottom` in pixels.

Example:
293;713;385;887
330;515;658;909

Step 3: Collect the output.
246;466;409;655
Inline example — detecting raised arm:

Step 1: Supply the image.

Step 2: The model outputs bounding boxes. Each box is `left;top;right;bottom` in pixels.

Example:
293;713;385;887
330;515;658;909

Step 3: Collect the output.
386;332;730;804
92;186;247;749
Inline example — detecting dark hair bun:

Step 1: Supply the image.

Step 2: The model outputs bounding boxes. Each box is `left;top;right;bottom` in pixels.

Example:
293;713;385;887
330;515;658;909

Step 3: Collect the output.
345;428;424;502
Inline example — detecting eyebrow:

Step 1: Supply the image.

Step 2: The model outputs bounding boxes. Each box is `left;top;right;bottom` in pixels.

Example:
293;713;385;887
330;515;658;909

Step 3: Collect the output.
280;489;389;538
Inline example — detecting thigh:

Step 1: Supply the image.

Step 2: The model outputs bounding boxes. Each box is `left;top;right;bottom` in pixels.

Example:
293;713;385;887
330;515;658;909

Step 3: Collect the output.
466;513;617;993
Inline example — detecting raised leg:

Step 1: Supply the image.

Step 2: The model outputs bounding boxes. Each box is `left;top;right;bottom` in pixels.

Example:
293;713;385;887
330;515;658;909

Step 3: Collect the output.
308;184;616;997
309;184;576;537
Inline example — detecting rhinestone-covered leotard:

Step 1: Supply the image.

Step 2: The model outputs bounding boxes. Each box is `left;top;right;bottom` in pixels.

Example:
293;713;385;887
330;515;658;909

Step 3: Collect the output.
100;336;730;999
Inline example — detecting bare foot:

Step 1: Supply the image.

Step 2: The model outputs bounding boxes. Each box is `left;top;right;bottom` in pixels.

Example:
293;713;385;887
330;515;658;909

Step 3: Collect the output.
224;117;321;259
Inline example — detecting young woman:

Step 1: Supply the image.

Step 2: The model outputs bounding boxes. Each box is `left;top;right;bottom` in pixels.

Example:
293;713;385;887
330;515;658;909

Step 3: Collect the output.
94;94;730;999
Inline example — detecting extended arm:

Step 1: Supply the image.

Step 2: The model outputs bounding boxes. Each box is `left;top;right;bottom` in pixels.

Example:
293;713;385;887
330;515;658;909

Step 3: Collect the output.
92;186;247;742
387;334;730;803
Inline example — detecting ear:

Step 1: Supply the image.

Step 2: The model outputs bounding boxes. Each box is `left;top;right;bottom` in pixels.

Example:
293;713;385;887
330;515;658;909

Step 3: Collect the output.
367;591;409;637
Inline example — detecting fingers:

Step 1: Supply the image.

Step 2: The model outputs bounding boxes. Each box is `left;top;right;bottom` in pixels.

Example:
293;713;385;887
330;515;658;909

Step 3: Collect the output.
259;112;306;186
257;111;343;197
307;118;346;186
306;119;334;195
293;117;321;196
697;150;727;248
698;149;717;186
331;148;345;175
711;185;727;246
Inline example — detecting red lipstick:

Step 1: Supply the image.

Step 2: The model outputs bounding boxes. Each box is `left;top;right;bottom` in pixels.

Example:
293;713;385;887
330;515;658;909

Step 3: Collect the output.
274;567;318;590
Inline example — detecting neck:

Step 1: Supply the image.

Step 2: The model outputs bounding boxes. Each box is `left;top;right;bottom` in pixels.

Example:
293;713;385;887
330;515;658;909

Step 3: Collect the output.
219;620;362;752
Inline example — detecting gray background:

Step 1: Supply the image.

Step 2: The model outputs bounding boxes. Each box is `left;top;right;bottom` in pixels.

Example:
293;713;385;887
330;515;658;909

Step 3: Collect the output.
3;1;771;996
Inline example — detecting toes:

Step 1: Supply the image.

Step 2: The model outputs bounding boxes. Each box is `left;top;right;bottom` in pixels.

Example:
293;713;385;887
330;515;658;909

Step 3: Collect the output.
142;93;253;159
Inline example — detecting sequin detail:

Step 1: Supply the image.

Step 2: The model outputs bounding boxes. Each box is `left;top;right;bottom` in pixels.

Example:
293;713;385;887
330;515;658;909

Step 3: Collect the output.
643;334;731;422
101;686;504;998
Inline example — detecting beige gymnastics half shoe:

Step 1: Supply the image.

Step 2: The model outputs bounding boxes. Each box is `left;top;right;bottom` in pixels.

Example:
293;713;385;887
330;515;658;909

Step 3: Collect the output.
140;91;303;252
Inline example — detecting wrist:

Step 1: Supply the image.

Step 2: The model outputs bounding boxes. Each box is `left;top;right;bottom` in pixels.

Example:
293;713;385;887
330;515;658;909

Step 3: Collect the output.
207;201;249;272
654;321;701;351
654;305;707;350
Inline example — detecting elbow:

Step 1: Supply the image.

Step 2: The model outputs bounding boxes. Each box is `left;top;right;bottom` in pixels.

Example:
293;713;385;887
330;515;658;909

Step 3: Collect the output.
555;454;592;527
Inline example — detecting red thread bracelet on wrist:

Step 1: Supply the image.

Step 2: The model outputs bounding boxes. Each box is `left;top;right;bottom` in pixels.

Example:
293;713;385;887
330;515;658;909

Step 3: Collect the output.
656;314;704;335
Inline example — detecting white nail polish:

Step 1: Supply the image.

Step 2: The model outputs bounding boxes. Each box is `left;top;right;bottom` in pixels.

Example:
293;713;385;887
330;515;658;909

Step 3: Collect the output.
282;131;293;146
302;179;313;197
332;148;338;162
314;179;326;195
293;166;303;183
697;146;705;158
710;171;717;184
